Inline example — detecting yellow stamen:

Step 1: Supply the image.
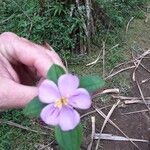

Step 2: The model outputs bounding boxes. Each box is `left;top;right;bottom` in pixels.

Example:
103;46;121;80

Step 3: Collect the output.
55;97;68;108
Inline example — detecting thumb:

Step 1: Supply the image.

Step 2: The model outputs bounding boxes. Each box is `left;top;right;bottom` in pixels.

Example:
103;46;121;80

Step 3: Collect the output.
0;78;38;109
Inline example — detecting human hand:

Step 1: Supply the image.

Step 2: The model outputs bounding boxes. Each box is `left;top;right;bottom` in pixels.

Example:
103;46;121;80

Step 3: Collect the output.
0;32;64;109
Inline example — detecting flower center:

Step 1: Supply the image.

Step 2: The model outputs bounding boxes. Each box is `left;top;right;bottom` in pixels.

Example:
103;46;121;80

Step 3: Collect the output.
55;97;68;108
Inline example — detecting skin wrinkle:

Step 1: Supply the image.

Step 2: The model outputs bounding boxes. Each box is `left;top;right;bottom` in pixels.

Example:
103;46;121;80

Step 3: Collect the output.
0;61;10;79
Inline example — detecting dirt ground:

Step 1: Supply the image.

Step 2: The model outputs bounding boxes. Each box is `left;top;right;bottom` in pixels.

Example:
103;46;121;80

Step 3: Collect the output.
82;15;150;150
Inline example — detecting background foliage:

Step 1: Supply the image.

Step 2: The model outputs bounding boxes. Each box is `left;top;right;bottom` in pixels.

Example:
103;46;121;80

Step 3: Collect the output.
0;0;148;54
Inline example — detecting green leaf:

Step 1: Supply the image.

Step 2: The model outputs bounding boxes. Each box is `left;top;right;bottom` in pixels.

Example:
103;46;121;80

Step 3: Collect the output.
23;97;45;117
55;124;83;150
47;64;65;83
80;75;105;92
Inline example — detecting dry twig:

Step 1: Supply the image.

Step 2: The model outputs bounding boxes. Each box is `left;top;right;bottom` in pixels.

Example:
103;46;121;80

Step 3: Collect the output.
87;116;96;150
109;44;119;51
141;78;150;84
0;14;15;24
81;105;113;118
93;88;119;99
94;107;141;150
95;100;120;150
140;63;150;74
38;141;54;150
122;109;149;115
145;5;149;23
132;49;150;81
111;95;150;100
109;60;133;75
124;100;150;105
107;49;150;81
105;66;135;80
0;119;47;135
136;81;150;111
126;17;135;33
86;49;102;66
94;133;149;143
111;95;150;105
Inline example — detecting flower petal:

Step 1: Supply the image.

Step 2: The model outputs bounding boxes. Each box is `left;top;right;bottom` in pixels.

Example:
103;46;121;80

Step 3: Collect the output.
58;74;79;97
40;104;60;126
69;88;91;109
39;80;61;103
59;106;80;131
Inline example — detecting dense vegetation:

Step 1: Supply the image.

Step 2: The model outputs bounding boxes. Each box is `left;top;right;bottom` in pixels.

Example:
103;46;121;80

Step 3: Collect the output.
0;0;148;54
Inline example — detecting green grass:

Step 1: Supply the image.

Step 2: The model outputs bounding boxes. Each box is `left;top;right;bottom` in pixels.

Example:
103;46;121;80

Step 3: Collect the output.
0;110;54;149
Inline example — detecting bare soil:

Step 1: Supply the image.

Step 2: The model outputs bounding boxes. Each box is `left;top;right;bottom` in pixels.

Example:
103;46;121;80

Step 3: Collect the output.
82;15;150;150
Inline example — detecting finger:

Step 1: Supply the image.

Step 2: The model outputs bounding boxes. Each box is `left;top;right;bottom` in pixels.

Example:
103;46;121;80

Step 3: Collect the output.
0;78;38;109
45;50;66;71
0;32;64;77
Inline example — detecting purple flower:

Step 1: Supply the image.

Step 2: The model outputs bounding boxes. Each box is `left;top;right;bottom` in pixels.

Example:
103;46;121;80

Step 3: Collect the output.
38;74;91;131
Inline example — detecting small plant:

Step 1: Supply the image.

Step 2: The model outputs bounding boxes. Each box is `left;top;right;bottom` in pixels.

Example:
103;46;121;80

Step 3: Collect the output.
23;64;105;149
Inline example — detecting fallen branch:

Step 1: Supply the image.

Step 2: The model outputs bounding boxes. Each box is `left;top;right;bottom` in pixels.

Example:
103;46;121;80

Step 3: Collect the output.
93;88;120;99
106;49;150;81
95;100;120;150
0;14;15;24
38;141;54;150
124;100;150;105
145;5;149;23
126;16;135;33
95;107;141;150
86;50;102;66
111;95;150;105
140;63;150;74
87;116;95;150
0;119;47;135
94;133;149;143
133;49;150;81
138;49;150;59
122;109;149;115
141;78;150;84
109;44;119;51
81;105;112;118
111;95;150;100
109;60;133;75
136;80;150;111
105;66;135;80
